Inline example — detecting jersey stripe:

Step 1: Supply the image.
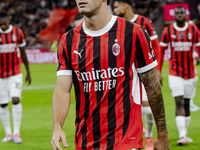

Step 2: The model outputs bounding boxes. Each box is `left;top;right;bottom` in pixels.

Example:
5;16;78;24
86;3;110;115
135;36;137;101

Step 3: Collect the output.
99;32;109;149
11;30;15;76
184;29;189;79
115;18;126;143
82;34;94;150
0;52;3;78
92;36;102;149
135;34;146;67
0;33;3;78
106;20;118;150
122;21;133;137
136;16;141;26
78;30;88;150
15;28;19;66
69;29;82;147
140;17;144;27
12;27;18;76
145;24;151;36
181;31;184;78
1;34;6;78
5;33;9;77
71;27;84;149
7;32;12;77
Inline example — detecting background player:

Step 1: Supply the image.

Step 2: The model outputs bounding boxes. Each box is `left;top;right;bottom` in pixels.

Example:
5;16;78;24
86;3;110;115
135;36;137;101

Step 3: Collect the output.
159;6;200;145
188;20;200;112
113;0;160;149
0;11;31;144
51;0;169;150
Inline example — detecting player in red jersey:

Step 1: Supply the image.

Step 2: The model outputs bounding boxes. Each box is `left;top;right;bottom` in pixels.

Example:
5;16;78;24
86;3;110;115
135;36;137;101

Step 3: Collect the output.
188;20;200;112
112;0;160;149
0;11;31;144
51;0;169;150
159;6;200;145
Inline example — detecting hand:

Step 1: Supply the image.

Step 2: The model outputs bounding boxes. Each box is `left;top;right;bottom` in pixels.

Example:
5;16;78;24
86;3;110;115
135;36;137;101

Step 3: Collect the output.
196;57;200;65
25;72;31;85
154;131;170;150
51;129;68;150
156;70;163;86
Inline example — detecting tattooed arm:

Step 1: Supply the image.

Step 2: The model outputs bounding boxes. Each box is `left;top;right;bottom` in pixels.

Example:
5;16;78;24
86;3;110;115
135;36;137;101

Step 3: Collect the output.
139;67;170;150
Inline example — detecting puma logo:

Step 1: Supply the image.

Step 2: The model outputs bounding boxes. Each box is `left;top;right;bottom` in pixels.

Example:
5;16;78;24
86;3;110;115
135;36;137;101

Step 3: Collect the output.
74;49;84;58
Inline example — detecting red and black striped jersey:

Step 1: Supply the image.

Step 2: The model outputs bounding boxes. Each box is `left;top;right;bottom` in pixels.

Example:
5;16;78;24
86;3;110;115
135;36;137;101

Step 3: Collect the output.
57;16;157;150
0;25;26;78
130;14;160;59
130;14;158;41
160;22;200;79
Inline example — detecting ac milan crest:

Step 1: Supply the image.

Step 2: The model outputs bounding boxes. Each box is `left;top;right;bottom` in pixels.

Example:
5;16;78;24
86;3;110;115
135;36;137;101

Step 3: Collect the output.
112;39;120;56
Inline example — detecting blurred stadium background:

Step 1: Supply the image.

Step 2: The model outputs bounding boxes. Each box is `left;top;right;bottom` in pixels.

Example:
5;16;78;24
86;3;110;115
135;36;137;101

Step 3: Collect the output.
0;0;200;149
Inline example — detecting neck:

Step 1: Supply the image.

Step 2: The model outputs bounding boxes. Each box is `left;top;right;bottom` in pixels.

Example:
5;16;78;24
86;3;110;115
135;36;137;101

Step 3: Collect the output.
123;7;134;21
176;22;185;27
84;6;112;31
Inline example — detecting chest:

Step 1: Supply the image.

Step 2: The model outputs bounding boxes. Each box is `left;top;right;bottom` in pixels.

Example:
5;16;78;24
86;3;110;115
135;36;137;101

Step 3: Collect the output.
70;35;133;74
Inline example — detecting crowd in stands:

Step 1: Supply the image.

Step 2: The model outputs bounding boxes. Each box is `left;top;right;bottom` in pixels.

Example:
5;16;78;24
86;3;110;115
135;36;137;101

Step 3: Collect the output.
0;0;76;49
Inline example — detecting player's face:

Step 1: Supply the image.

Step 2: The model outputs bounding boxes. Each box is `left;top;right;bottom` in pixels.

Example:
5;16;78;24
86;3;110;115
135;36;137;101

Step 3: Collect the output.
113;1;126;18
174;8;187;24
75;0;102;16
0;17;10;31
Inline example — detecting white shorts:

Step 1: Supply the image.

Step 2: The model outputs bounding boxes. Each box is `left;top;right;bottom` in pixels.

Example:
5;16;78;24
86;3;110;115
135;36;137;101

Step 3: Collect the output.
142;83;148;102
168;75;198;99
0;73;23;104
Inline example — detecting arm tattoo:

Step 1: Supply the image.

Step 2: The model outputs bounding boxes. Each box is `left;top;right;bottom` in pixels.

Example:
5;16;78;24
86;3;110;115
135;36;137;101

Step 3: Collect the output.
139;68;167;132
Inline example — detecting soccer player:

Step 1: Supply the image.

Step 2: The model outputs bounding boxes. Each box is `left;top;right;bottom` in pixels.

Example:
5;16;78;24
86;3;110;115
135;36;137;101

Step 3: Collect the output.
51;0;170;150
0;11;31;144
188;20;200;112
113;0;160;149
159;6;200;145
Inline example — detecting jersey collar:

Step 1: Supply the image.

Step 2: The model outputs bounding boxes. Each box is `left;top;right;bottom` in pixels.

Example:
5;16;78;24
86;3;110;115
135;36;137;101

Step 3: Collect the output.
83;15;117;37
173;22;188;31
130;14;138;23
0;25;13;33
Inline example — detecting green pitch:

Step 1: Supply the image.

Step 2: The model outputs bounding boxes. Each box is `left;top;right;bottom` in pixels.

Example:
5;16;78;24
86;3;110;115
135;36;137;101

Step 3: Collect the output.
0;62;200;150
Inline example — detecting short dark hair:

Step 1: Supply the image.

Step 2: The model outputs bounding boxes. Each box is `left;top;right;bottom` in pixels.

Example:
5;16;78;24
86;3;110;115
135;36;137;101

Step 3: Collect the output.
0;11;9;19
175;6;186;12
113;0;132;6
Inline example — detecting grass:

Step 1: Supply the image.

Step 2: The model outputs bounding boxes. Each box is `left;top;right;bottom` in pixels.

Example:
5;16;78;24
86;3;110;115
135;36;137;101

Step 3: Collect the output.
0;62;200;150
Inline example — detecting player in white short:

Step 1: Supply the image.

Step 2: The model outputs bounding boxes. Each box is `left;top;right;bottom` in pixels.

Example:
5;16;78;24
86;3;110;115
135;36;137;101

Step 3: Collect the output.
159;7;200;145
0;11;31;144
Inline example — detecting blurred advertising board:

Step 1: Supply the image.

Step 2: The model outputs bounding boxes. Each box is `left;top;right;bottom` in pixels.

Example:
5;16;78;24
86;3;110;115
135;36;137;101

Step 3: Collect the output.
26;49;57;64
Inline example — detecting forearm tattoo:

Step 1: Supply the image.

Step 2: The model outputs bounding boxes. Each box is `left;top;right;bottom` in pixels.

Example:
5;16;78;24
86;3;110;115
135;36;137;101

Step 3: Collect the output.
139;68;167;132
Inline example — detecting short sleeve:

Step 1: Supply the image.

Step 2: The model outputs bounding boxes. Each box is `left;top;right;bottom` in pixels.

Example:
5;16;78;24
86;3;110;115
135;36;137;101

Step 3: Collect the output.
194;25;200;46
160;27;169;47
57;33;73;76
134;26;157;73
144;19;158;41
17;28;26;47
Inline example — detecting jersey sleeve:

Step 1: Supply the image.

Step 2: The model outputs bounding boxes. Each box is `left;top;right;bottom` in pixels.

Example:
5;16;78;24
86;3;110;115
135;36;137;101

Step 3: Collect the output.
134;26;157;73
17;28;26;47
160;27;169;47
144;18;158;41
57;33;73;76
144;19;160;63
158;27;169;72
194;25;200;56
